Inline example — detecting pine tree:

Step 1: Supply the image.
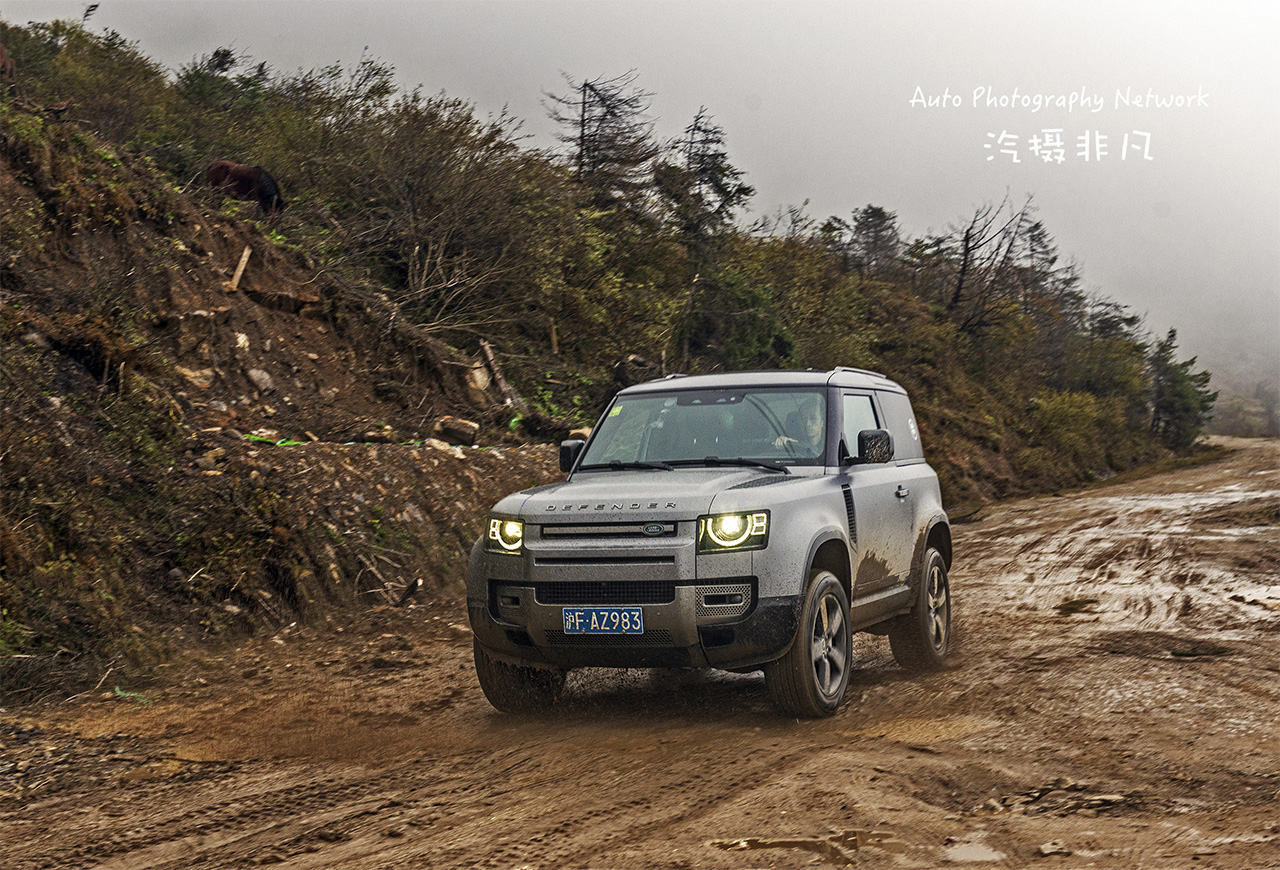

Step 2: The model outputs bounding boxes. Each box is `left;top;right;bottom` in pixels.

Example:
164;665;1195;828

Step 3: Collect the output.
1149;328;1217;451
850;205;900;278
655;108;754;245
653;109;757;368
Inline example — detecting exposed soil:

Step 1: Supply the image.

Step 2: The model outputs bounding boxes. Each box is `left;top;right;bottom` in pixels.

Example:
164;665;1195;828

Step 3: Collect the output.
1;113;576;695
1;437;1278;869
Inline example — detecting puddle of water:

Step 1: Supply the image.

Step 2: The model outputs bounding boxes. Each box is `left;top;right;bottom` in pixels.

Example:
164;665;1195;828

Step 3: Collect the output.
1056;597;1100;616
942;841;1007;862
710;829;907;864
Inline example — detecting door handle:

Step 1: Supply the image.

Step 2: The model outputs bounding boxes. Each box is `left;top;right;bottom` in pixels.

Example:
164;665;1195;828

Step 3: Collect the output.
895;485;910;498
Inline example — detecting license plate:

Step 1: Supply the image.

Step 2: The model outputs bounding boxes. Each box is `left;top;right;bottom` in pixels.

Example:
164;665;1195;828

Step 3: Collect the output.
562;606;644;635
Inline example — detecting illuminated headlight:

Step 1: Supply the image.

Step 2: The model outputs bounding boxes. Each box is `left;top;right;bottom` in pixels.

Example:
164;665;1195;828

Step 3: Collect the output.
486;517;524;554
699;511;769;552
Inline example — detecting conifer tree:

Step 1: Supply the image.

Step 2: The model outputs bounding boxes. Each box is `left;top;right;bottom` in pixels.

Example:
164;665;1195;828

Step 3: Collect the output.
654;108;759;368
1149;328;1217;451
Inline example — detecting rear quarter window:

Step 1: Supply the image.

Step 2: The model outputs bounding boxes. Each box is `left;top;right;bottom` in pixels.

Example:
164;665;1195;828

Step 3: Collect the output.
876;391;925;461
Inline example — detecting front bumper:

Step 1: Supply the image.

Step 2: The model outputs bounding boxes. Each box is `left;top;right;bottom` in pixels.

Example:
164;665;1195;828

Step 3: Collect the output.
468;588;799;670
467;517;801;670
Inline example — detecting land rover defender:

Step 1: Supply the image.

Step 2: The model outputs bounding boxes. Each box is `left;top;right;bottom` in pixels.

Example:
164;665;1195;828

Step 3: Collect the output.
467;367;952;717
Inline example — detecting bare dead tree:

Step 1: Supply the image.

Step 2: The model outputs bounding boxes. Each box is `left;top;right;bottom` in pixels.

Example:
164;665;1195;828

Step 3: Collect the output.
946;195;1037;335
544;70;658;209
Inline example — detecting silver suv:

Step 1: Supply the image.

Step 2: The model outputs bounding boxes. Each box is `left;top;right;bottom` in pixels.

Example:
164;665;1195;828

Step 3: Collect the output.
467;368;952;717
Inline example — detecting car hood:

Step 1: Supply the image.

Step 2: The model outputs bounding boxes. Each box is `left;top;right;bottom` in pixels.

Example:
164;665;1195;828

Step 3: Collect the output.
494;467;803;522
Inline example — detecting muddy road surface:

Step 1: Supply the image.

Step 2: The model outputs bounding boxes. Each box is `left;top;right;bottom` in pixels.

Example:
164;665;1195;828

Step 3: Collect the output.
3;438;1278;869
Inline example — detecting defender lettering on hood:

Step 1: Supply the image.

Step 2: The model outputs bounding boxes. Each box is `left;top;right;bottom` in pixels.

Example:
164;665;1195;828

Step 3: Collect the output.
545;502;678;511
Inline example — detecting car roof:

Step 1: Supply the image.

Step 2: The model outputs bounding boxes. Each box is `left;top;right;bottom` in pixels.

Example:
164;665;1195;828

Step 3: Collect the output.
618;367;906;396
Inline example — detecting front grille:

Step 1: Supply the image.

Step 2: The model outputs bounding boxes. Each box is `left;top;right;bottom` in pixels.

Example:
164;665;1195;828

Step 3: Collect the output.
533;555;675;567
541;522;677;538
545;629;675;646
535;581;677;605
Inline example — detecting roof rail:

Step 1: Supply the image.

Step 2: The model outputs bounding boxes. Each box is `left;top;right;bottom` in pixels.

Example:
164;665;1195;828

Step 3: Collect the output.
834;365;886;379
662;373;687;379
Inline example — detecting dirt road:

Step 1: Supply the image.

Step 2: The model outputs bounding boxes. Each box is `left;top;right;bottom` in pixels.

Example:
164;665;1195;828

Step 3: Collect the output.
3;438;1278;869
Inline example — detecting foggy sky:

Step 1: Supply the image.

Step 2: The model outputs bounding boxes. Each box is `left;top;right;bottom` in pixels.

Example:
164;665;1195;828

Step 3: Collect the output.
3;0;1276;391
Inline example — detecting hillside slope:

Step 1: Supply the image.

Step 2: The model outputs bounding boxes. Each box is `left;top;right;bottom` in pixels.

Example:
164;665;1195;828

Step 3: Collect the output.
0;103;562;697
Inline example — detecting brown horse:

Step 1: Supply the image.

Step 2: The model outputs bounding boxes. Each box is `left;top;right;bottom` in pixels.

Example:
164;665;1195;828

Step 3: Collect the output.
207;160;285;215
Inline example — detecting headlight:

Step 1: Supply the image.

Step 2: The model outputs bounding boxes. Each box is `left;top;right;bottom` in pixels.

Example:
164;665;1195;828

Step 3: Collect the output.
486;517;524;554
699;511;769;552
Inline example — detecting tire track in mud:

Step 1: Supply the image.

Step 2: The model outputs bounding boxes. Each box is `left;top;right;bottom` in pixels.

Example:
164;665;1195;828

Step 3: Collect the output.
12;716;824;870
1107;815;1280;869
499;748;818;868
197;748;809;868
18;772;381;869
13;722;494;870
966;449;1280;636
28;752;505;870
363;737;824;868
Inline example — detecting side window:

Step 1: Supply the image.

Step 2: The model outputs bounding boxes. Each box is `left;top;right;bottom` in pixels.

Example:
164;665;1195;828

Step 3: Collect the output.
841;394;879;459
876;390;924;460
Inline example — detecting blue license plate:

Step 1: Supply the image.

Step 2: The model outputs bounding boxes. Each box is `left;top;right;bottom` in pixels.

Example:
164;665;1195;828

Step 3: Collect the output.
562;606;644;635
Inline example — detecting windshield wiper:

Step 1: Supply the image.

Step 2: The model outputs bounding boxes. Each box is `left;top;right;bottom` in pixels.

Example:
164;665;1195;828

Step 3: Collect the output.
672;456;790;474
578;460;674;472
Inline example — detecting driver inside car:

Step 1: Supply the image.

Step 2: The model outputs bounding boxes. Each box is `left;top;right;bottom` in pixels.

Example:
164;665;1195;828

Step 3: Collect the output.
773;396;824;455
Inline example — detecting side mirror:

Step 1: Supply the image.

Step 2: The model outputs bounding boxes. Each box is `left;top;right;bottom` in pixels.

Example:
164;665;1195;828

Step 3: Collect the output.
856;429;894;464
559;439;586;473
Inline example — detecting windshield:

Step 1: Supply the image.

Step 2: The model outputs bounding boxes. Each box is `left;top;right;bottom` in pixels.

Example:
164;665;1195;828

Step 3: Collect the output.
580;388;827;467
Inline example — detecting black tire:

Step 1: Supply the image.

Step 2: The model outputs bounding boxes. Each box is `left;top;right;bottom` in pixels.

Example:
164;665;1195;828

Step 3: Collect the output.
888;547;951;672
765;570;852;717
473;639;566;713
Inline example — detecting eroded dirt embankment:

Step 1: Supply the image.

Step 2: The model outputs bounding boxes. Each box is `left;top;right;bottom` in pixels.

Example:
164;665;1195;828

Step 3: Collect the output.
1;438;1277;869
2;109;565;692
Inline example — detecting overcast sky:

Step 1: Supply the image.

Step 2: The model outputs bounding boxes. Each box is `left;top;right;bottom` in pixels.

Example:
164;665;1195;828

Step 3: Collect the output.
3;0;1277;391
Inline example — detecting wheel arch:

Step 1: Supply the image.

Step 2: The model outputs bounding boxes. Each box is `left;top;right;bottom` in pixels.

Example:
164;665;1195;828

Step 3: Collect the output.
904;515;951;610
926;518;952;569
808;533;852;603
